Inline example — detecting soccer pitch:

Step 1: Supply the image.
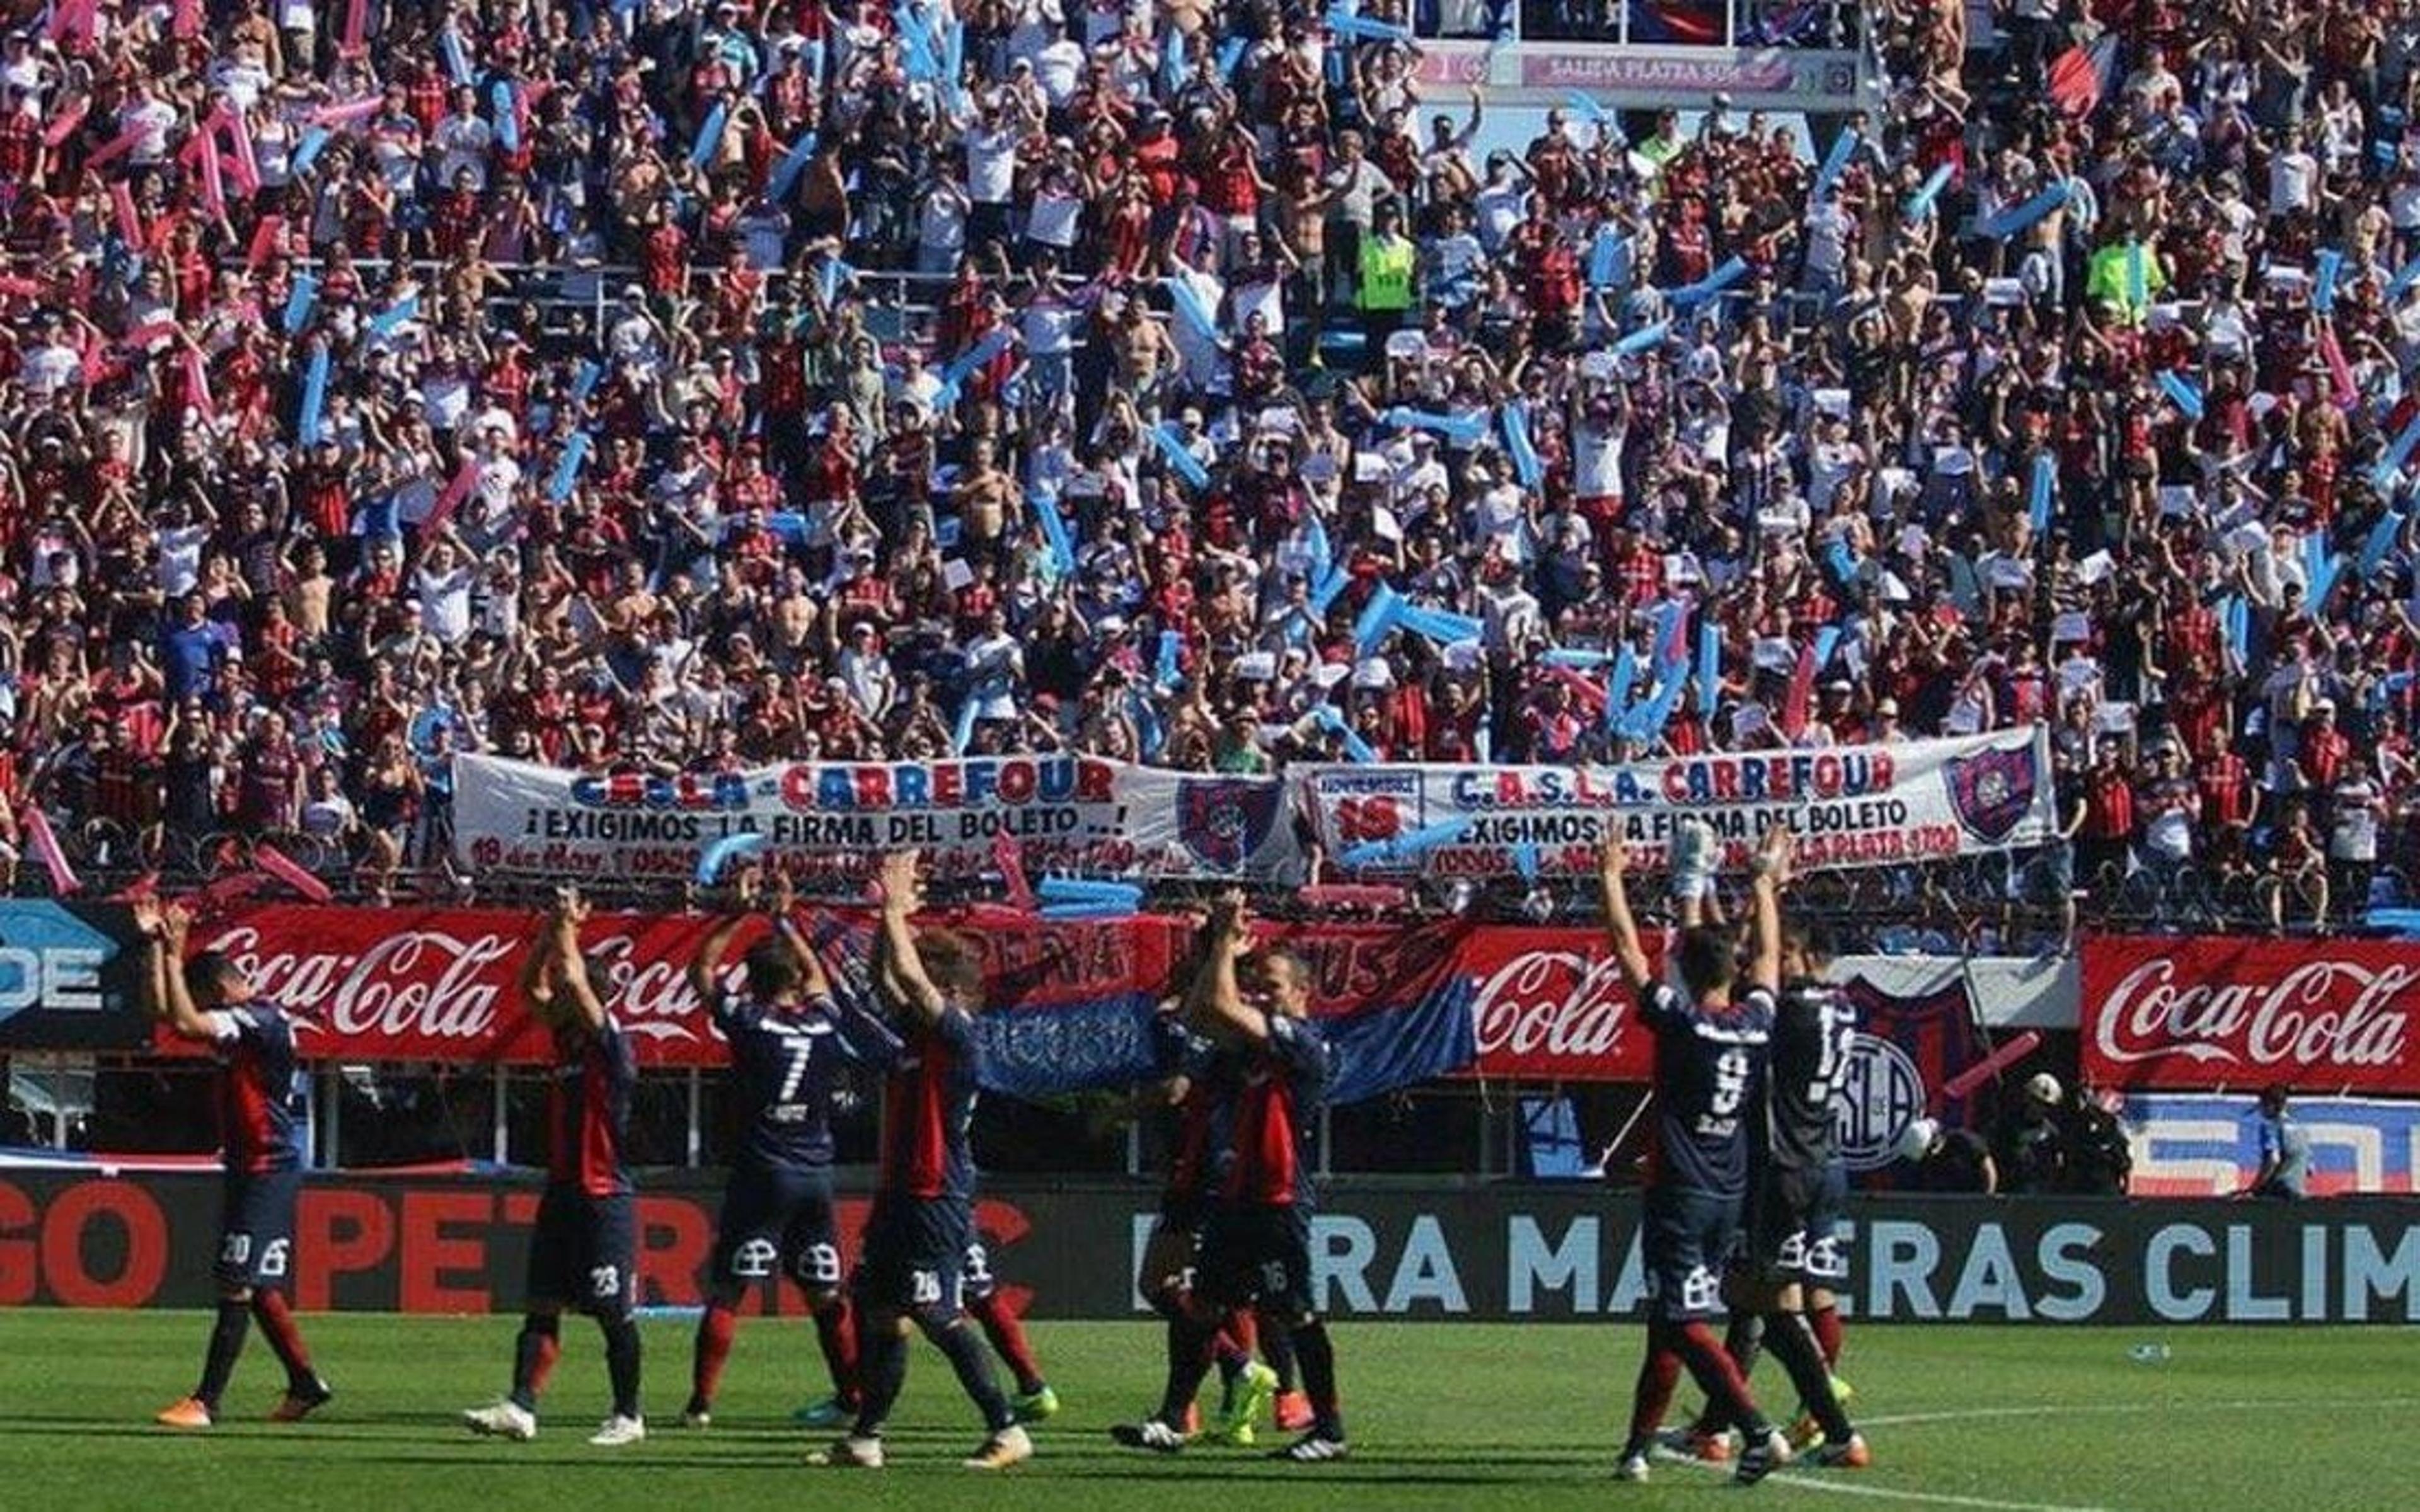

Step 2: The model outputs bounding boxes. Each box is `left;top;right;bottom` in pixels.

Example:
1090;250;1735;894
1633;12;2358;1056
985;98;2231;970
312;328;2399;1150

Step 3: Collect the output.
0;1312;2394;1511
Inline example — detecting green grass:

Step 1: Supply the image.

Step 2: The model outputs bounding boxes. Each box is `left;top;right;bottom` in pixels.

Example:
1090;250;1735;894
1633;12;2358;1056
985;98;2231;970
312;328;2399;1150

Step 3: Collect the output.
0;1311;2398;1511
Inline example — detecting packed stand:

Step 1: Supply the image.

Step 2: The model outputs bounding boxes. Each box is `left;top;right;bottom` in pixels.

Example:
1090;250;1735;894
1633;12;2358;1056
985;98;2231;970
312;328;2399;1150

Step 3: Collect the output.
0;0;2417;932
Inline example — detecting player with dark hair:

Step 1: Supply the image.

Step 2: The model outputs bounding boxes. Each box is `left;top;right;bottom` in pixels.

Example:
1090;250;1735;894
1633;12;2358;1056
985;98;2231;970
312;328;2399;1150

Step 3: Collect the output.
683;872;902;1429
141;899;333;1429
463;887;646;1446
1113;892;1344;1463
1604;823;1792;1486
1680;915;1869;1466
1127;941;1279;1444
810;849;1031;1470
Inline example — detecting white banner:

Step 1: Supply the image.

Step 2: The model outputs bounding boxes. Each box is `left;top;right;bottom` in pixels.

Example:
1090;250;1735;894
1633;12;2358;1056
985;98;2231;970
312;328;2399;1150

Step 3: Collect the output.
1296;727;2056;878
451;753;1302;885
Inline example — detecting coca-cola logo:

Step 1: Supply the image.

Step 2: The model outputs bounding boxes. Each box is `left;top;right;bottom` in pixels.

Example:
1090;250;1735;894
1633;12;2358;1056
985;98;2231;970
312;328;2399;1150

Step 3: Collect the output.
1469;949;1633;1067
204;923;718;1048
2094;956;2416;1073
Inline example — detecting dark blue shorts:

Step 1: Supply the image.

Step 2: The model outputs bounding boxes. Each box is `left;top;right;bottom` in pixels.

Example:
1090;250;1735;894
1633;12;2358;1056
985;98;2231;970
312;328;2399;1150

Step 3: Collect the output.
1644;1186;1743;1322
854;1196;971;1315
526;1184;637;1316
710;1163;841;1292
1749;1160;1850;1285
1196;1203;1315;1316
215;1168;302;1292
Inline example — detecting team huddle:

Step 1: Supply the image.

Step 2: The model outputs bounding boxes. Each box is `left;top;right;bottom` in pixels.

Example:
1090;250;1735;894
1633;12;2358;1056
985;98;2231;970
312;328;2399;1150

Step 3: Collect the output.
133;827;1864;1482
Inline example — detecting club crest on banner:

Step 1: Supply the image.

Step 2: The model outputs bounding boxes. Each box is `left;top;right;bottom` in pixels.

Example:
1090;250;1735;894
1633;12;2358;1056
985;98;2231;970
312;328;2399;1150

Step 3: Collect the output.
1835;1032;1927;1171
1175;777;1282;872
1944;741;2039;844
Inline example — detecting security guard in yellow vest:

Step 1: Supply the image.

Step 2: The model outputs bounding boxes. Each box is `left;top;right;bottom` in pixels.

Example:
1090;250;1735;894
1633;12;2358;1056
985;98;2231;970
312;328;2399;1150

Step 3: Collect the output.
1356;202;1415;348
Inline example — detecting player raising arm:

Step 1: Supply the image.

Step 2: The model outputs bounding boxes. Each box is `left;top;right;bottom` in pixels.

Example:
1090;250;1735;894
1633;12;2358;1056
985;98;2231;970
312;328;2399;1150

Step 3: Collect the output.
810;849;1031;1472
463;887;646;1447
1115;890;1345;1463
684;869;902;1430
141;899;333;1430
1606;823;1792;1486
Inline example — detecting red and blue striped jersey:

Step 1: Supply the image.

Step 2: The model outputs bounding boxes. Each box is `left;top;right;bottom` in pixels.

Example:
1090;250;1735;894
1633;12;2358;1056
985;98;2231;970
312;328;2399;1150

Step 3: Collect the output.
547;1017;636;1196
1221;1014;1331;1208
876;1007;980;1203
1163;1033;1238;1208
207;1004;305;1174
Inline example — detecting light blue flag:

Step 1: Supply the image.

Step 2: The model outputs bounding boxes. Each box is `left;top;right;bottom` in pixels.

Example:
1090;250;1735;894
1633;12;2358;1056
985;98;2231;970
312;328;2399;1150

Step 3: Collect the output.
1904;163;1952;221
1150;423;1211;490
2156;370;2204;421
2361;509;2402;577
1501;401;1543;488
290;127;332;176
367;293;418;339
1615;319;1670;355
282;272;318;335
1697;622;1722;716
694;832;768;886
1031;490;1076;573
1812;128;1858;201
490;81;518;153
1669;257;1747;311
1981;180;2071;240
1354;581;1404;657
548;432;591;501
689;101;729;171
1314;705;1378;764
297;343;330;444
768;133;819;202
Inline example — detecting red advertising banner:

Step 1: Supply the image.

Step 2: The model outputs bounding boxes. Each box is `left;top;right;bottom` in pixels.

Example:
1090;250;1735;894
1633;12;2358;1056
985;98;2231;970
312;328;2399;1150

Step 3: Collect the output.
160;904;1653;1083
171;903;1185;1068
2081;937;2420;1093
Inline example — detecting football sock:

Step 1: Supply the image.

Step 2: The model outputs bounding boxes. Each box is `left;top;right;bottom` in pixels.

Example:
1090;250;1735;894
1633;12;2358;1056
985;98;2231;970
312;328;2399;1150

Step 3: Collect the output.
926;1315;1016;1433
1810;1303;1845;1370
689;1300;736;1411
852;1318;909;1436
510;1314;561;1411
1157;1312;1219;1426
251;1290;318;1392
1724;1312;1766;1378
195;1298;251;1410
1292;1319;1345;1440
601;1316;643;1421
812;1295;860;1404
969;1289;1046;1395
1764;1311;1853;1442
1625;1324;1683;1452
1257;1308;1298;1392
1674;1320;1766;1439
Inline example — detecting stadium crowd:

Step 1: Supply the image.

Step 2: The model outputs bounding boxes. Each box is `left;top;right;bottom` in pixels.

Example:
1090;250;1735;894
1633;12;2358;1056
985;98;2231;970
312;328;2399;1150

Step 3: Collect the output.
1;0;2419;931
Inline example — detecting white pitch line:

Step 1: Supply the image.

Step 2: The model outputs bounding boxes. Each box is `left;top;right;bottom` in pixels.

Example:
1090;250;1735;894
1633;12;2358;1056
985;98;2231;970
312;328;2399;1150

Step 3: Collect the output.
1662;1397;2420;1512
1664;1450;2108;1512
1858;1395;2420;1431
1750;1473;2110;1512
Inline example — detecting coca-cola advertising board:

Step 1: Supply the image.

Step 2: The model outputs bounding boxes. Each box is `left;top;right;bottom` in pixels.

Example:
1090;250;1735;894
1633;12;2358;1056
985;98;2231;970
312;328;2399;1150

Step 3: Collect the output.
2081;937;2420;1094
1454;926;1652;1081
151;905;1653;1084
168;904;1185;1079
